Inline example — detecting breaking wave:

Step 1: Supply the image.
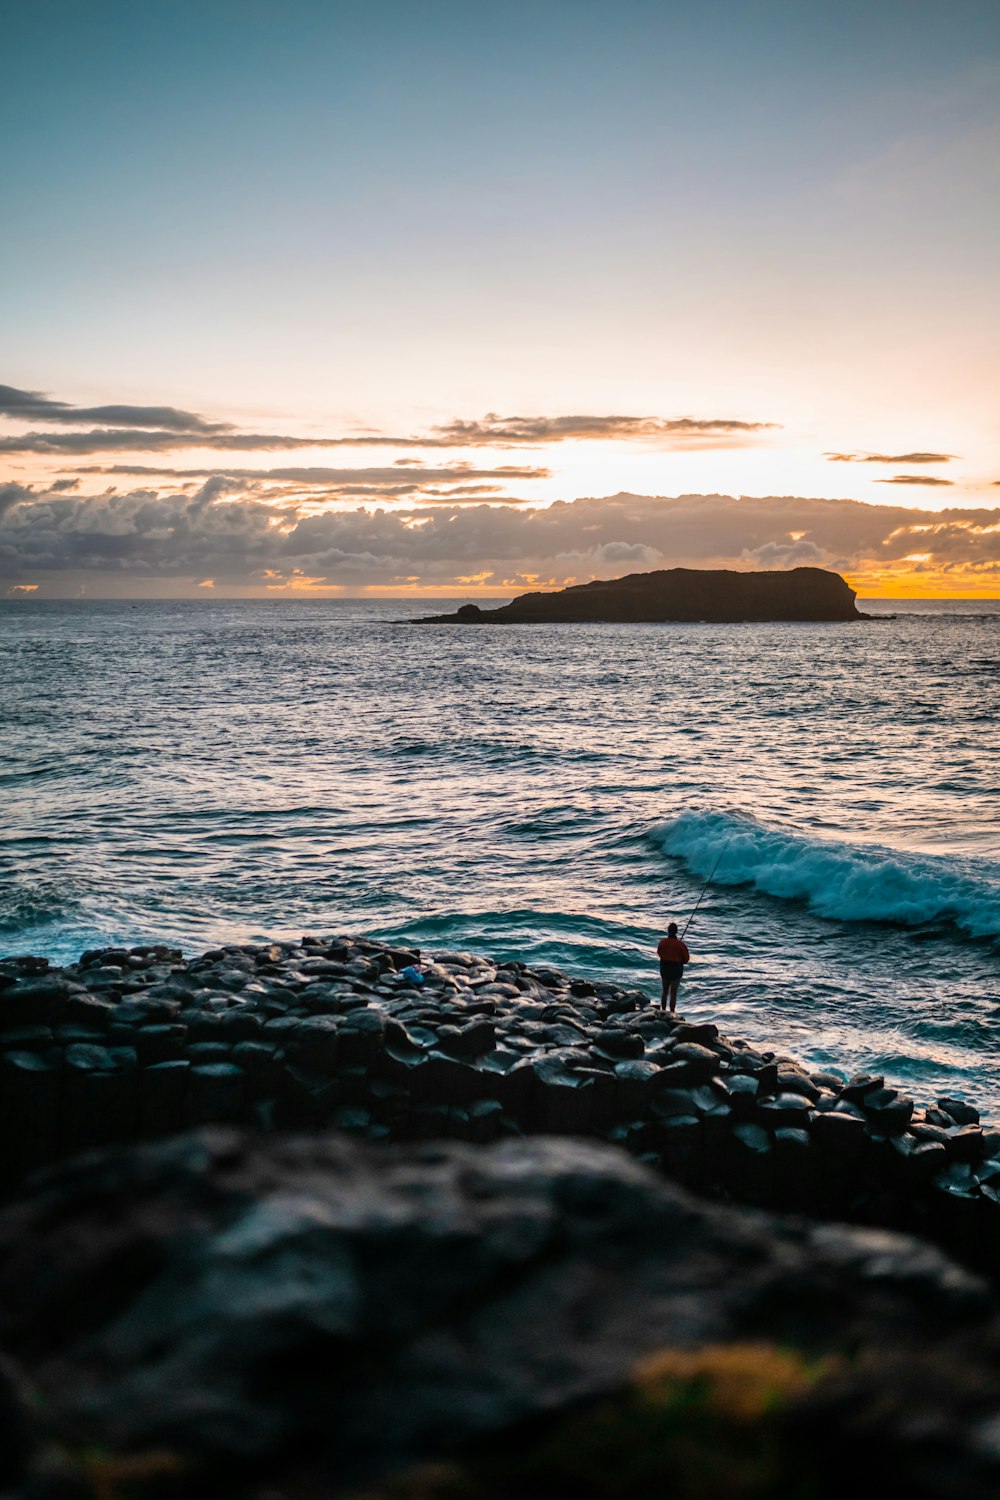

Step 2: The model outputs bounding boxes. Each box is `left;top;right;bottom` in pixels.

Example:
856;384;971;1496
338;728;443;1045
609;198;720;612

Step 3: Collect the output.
658;811;1000;941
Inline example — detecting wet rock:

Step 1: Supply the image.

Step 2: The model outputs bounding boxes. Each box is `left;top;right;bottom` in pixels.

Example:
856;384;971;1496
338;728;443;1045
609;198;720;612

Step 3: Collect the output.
0;1051;61;1180
337;1007;385;1064
756;1092;813;1128
436;1019;497;1058
592;1028;644;1060
287;1014;341;1069
726;1122;774;1204
1;976;74;1026
0;1025;53;1051
185;1063;244;1126
718;1072;759;1117
949;1126;986;1163
940;1097;981;1127
773;1125;814;1210
840;1073;885;1105
862;1089;915;1135
139;1059;191;1136
133;1023;188;1065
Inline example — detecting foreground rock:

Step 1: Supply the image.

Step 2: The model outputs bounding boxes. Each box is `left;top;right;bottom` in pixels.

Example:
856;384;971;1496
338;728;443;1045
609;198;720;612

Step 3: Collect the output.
2;935;998;1277
413;566;863;624
3;1130;1000;1497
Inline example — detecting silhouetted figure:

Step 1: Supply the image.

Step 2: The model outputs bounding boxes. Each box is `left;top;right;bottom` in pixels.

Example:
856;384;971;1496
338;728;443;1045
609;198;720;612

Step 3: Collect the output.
657;923;690;1013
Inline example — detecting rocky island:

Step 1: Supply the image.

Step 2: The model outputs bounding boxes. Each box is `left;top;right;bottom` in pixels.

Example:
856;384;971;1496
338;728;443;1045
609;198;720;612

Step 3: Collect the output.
414;565;863;624
3;933;1000;1498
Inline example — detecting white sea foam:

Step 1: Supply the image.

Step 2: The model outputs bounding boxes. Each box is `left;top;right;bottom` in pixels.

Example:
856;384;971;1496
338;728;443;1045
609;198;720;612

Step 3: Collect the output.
659;811;1000;940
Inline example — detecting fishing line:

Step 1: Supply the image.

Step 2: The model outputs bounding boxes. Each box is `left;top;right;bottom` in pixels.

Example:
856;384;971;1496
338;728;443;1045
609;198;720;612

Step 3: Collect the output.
680;832;735;939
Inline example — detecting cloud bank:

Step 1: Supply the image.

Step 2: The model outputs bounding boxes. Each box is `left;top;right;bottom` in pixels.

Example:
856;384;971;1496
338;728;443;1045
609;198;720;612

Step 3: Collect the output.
3;487;1000;595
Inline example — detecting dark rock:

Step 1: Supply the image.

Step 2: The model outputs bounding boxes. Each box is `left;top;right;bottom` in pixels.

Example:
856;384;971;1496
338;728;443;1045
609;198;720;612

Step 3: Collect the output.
0;977;73;1026
60;990;116;1029
663;1041;719;1082
409;1053;490;1108
773;1126;815;1210
774;1069;821;1101
756;1092;813;1128
0;955;48;975
912;1122;953;1146
592;1028;644;1060
654;1113;702;1182
0;1025;53;1051
61;1055;138;1153
719;1072;759;1116
863;1090;915;1135
185;1063;244;1126
673;1022;719;1047
133;1023;188;1065
727;1122;774;1204
0;1051;61;1180
139;1059;191;1136
186;1040;231;1064
939;1097;981;1127
337;1007;385;1064
436;1019;497;1058
287;1014;341;1068
613;1059;660;1115
810;1109;869;1154
894;1136;949;1185
949;1126;986;1163
840;1073;885;1105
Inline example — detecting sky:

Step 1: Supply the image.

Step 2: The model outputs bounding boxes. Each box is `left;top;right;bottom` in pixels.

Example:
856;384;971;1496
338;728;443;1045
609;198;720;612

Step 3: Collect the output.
2;0;999;598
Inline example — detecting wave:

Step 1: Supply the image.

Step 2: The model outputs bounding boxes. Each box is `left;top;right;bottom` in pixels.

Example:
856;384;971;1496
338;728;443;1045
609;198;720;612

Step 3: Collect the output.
657;811;1000;940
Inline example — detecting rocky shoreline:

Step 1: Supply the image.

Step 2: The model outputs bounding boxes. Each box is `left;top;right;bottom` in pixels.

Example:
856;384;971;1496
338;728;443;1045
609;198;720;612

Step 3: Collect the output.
2;933;998;1271
6;933;1000;1496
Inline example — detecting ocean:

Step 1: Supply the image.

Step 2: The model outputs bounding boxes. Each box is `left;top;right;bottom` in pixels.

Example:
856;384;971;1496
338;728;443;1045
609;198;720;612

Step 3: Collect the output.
2;597;999;1112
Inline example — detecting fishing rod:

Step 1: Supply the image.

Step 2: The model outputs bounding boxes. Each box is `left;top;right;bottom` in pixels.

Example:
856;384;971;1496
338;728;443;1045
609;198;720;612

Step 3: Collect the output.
680;833;735;939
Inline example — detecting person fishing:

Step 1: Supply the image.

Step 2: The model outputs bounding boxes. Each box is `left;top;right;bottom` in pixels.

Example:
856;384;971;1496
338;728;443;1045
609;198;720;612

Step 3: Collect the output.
656;922;690;1013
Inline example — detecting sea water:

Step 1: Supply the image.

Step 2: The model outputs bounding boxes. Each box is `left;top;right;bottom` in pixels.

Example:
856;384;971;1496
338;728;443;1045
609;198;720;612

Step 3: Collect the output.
2;597;998;1111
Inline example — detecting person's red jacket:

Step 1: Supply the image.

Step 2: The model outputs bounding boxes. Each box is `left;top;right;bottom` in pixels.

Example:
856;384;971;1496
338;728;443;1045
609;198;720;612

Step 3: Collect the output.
657;936;689;963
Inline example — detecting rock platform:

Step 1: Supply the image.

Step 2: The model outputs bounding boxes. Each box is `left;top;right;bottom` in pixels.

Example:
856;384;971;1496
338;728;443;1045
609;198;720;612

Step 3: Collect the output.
2;935;998;1272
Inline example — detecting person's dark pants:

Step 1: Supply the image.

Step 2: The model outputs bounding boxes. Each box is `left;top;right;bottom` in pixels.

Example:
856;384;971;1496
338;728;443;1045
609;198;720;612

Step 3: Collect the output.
659;959;684;1007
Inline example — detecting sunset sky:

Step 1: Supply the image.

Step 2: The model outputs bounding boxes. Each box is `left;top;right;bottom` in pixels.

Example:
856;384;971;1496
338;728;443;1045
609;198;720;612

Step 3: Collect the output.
3;0;999;597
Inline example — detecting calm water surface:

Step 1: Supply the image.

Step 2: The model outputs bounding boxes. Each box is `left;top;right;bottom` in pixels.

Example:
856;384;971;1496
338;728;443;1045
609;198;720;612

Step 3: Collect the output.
2;597;998;1111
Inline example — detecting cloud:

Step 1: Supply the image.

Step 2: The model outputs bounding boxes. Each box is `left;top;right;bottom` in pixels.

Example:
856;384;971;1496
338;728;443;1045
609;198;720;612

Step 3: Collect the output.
0;429;385;455
825;451;955;464
0;418;776;456
4;486;1000;593
876;475;955;486
742;539;828;567
0;482;32;521
79;462;547;500
0;383;229;434
427;414;780;447
1;380;777;457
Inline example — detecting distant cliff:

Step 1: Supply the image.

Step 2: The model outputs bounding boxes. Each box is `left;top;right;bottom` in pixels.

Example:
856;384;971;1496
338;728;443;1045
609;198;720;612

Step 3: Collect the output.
414;566;864;624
